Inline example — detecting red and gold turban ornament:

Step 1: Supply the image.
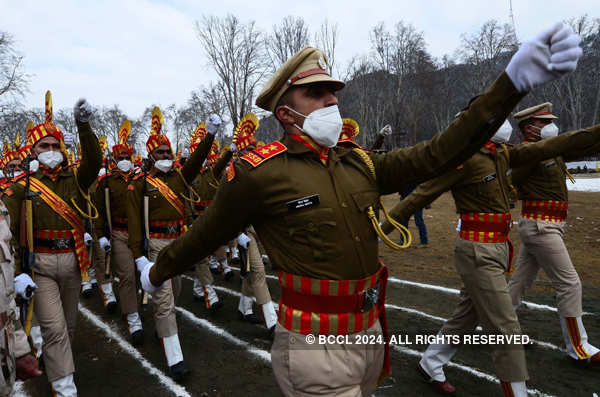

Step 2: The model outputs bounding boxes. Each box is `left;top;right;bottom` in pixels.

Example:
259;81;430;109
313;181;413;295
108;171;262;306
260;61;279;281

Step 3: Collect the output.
112;120;133;158
189;122;207;154
145;106;171;155
232;113;259;151
337;118;361;148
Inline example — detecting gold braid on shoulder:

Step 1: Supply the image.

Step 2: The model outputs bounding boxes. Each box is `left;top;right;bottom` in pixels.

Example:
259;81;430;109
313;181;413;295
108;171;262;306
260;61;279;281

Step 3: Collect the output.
352;148;412;250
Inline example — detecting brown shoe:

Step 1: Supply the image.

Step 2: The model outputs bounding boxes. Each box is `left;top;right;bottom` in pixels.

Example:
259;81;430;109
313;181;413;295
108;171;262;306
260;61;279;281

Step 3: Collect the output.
417;364;456;395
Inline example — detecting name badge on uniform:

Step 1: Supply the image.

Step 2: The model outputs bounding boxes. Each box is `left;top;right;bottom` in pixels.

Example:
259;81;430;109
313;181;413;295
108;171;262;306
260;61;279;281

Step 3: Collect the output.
286;194;320;212
482;173;497;183
545;161;556;168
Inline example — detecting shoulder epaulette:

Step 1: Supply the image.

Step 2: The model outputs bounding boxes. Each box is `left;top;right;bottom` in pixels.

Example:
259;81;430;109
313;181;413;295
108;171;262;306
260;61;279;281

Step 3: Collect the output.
98;172;111;182
241;141;287;168
13;172;27;182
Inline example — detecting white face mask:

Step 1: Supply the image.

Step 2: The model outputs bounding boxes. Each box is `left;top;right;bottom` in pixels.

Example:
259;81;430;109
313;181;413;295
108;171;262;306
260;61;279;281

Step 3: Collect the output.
37;150;63;169
117;160;133;172
287;105;343;148
29;160;39;173
154;159;173;173
490;120;513;144
531;122;559;139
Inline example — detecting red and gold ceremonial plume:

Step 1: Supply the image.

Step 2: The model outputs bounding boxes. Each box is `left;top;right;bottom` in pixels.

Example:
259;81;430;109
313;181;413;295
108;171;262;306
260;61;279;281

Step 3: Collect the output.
232;113;259;151
27;91;65;148
112;120;133;158
0;142;11;169
145;106;171;155
337;118;361;148
206;140;220;166
18;121;34;162
190;121;207;154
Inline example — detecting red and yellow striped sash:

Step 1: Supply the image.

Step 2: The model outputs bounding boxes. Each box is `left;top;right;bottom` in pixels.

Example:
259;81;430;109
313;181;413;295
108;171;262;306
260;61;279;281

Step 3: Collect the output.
146;175;185;218
18;177;90;280
521;200;568;222
459;212;511;243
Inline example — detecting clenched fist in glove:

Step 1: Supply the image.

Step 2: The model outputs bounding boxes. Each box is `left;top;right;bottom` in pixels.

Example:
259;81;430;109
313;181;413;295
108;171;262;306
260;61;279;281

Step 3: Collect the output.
63;132;75;147
135;256;163;294
229;142;237;153
74;98;93;124
99;236;111;253
206;114;222;135
506;22;582;93
378;125;392;136
84;232;93;248
237;232;251;249
14;274;37;300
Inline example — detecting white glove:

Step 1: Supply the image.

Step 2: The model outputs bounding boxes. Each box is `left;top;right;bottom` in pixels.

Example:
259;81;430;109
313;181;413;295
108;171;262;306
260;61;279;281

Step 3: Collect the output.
206;114;222;135
229;142;237;153
135;256;162;294
98;167;107;177
63;132;75;147
99;237;111;253
84;232;93;247
506;22;582;93
74;98;93;123
237;232;251;249
14;274;37;300
182;147;190;158
378;125;392;136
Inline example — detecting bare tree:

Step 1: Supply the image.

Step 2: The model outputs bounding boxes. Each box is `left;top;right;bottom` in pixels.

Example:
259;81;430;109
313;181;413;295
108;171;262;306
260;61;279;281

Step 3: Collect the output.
0;31;29;100
196;14;267;130
314;19;338;77
457;19;518;93
266;16;310;70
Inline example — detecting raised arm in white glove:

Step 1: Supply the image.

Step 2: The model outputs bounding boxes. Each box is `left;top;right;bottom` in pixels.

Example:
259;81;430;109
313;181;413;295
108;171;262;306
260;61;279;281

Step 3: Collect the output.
378;125;392;136
506;22;582;93
99;237;111;253
237;232;251;249
74;98;93;124
84;232;93;247
135;256;163;294
206;114;222;135
229;142;237;153
14;274;37;300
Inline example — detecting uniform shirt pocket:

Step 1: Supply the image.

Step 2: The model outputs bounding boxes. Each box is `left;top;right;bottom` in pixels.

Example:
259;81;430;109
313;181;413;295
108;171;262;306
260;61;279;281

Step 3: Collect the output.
285;207;339;262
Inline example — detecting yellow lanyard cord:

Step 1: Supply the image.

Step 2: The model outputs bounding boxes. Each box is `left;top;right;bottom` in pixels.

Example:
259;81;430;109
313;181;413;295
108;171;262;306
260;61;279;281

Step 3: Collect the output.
71;169;99;220
367;198;412;250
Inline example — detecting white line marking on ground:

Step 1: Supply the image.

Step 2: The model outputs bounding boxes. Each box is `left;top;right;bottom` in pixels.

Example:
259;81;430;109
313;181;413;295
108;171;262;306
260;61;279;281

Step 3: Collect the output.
78;304;191;397
393;345;556;397
175;306;271;362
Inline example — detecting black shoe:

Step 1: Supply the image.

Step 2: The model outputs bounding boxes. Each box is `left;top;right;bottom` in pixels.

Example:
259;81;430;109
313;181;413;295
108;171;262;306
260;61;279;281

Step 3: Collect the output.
81;288;93;299
207;300;223;313
209;267;220;275
268;325;276;339
231;256;240;265
106;301;118;314
131;329;144;346
238;310;263;324
192;293;204;302
224;270;234;281
169;361;190;382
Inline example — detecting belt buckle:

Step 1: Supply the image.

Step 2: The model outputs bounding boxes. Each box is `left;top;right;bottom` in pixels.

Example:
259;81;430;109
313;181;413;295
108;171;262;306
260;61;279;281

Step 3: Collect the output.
166;225;179;234
55;238;70;250
361;284;380;313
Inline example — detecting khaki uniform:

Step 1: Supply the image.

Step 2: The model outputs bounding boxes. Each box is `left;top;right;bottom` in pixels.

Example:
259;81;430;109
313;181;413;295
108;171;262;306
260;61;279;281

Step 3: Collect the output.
0;199;31;396
127;133;214;339
381;125;600;386
508;125;600;361
5;122;102;383
150;72;526;396
95;171;138;316
240;226;271;305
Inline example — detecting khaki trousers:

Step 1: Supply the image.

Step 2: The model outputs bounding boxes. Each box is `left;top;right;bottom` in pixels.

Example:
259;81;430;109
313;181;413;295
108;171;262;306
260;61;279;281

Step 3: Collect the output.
271;321;384;397
195;257;213;286
149;238;180;338
508;218;582;317
33;252;81;382
441;238;528;382
240;230;271;305
111;231;138;314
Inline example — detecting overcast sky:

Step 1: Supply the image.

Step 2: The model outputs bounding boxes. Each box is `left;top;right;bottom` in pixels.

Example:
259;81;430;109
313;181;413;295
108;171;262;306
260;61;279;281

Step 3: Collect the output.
1;0;598;119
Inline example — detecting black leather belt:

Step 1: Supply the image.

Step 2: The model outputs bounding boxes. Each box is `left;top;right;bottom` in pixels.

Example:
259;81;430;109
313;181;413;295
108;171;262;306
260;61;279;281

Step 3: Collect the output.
150;225;182;235
34;237;75;250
